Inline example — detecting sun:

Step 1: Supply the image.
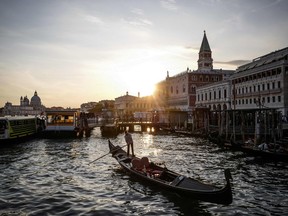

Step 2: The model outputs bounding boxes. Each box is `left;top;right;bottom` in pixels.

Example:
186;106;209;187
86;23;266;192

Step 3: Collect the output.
139;83;155;97
116;50;167;97
125;79;156;97
122;63;161;97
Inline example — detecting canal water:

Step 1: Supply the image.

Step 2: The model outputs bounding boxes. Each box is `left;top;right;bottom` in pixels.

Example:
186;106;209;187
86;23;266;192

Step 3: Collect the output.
0;128;287;216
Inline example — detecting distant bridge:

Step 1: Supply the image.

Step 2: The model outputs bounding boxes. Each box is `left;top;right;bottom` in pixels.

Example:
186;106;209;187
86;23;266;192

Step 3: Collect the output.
86;118;170;135
116;121;169;132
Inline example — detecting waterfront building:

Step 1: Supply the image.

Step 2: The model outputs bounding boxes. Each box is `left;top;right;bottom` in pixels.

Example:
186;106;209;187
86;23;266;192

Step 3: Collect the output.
114;92;138;121
114;91;166;122
152;31;235;129
2;91;45;116
196;80;232;111
98;100;115;121
231;47;288;116
195;47;288;140
197;47;288;116
164;70;190;111
80;102;98;112
155;31;234;112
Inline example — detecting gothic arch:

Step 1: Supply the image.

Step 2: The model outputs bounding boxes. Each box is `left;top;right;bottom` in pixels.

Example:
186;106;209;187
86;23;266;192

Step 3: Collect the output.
217;104;221;111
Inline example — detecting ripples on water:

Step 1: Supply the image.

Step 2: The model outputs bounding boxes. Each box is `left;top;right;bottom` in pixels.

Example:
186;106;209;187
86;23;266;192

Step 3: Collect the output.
0;128;288;215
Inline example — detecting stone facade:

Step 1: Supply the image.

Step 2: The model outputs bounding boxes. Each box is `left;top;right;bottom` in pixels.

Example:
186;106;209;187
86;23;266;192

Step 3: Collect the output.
155;31;234;112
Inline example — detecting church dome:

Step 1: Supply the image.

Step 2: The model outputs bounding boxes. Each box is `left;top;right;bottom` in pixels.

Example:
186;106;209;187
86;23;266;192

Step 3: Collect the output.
30;91;41;107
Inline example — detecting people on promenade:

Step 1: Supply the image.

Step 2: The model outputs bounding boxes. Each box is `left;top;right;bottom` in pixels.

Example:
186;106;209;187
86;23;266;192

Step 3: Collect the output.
124;130;134;157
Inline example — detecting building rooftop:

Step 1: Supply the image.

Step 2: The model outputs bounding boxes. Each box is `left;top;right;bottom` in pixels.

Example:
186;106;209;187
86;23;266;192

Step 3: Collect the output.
236;47;288;73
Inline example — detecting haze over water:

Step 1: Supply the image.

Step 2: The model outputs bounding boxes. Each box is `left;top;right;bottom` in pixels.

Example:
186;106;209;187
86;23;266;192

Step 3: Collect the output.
0;128;288;215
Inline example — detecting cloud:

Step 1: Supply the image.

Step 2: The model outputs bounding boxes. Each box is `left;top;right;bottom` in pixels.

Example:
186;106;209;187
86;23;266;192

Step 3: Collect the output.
122;7;153;28
131;8;144;16
83;14;104;25
251;0;283;12
184;46;199;52
122;17;153;27
214;60;251;66
160;0;178;11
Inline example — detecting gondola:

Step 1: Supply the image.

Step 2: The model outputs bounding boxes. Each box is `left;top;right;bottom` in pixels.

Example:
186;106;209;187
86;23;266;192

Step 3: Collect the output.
224;142;288;162
108;140;233;205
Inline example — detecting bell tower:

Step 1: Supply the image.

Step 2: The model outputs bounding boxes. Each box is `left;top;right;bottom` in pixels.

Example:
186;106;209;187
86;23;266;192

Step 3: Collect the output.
197;30;213;71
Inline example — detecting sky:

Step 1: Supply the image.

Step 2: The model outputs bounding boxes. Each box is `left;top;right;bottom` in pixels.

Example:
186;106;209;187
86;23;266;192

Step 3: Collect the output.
0;0;287;108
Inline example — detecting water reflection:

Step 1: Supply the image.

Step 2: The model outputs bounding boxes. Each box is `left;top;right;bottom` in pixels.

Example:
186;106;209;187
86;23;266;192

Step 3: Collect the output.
0;129;287;215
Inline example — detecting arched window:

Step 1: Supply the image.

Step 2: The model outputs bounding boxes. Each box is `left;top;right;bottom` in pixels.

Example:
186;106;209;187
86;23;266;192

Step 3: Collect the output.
191;86;196;93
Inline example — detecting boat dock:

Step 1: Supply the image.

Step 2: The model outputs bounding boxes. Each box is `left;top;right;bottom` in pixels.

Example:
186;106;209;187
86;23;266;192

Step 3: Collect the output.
43;110;102;138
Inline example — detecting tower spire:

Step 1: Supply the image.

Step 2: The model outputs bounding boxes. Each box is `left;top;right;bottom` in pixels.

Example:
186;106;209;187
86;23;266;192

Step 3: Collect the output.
197;30;213;71
200;30;211;52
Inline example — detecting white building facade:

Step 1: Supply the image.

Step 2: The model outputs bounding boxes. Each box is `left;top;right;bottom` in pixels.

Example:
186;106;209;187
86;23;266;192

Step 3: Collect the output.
231;47;288;115
196;80;232;111
195;47;288;117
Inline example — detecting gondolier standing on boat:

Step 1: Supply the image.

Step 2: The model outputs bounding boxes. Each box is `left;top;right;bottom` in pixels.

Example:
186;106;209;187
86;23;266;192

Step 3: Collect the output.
124;130;134;157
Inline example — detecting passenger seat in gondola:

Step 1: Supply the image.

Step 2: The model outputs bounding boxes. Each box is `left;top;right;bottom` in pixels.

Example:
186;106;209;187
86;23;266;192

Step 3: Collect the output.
131;158;142;170
140;157;163;177
140;157;150;168
131;157;149;170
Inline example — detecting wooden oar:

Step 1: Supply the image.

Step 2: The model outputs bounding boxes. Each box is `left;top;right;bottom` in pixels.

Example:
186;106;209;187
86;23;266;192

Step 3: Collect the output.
88;144;127;165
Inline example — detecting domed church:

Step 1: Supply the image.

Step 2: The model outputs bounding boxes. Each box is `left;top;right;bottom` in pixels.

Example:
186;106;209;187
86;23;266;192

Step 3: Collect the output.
2;90;45;116
30;91;42;109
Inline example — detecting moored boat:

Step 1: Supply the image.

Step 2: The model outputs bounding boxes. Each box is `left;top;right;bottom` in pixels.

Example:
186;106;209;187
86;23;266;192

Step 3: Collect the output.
0;116;45;144
108;140;233;205
224;141;288;162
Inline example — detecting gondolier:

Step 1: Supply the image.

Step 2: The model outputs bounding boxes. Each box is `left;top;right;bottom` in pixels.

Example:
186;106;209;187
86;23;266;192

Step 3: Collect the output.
124;130;134;157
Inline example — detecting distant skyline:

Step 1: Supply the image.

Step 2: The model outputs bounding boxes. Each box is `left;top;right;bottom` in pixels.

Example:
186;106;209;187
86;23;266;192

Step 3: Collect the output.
1;0;287;108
